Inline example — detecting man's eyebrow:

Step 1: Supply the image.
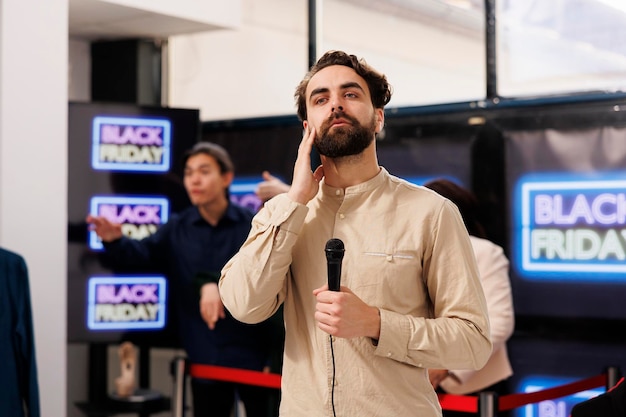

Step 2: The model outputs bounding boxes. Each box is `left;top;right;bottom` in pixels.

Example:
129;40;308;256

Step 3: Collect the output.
309;87;329;100
340;81;365;92
309;82;366;101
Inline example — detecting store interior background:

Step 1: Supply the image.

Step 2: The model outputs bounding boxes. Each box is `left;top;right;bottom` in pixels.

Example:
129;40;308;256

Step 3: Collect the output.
1;0;626;415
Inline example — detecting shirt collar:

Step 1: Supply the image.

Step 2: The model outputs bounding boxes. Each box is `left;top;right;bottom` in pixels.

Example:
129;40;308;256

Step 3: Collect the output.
320;166;388;198
190;202;243;225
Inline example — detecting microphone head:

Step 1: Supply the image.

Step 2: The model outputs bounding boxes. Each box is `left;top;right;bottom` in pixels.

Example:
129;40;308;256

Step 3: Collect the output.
325;238;345;261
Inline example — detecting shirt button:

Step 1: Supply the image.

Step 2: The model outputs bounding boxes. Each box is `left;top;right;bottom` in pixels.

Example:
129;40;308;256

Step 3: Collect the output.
339;213;345;219
335;189;341;196
387;352;392;357
386;255;393;262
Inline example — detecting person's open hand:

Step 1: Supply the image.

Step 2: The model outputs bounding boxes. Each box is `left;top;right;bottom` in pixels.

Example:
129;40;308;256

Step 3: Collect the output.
199;283;225;330
86;215;123;242
428;369;450;389
256;171;291;202
287;126;324;205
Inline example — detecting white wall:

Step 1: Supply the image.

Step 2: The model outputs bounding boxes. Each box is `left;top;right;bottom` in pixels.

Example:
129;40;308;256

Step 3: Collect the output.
168;0;310;121
167;0;485;121
0;1;68;416
69;39;91;102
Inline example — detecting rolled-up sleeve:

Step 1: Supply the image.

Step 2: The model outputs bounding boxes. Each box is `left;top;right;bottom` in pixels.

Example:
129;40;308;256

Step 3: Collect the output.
220;194;308;324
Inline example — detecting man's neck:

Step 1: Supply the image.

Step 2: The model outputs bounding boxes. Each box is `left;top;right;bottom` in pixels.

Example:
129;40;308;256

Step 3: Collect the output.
197;197;229;226
322;146;380;189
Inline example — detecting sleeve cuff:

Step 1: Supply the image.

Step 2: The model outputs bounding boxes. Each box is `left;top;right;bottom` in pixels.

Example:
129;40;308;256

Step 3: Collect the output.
373;308;411;362
195;271;220;294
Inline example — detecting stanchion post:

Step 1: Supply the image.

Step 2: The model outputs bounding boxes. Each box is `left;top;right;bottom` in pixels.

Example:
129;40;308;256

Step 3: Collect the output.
170;356;187;417
606;366;622;390
478;391;498;417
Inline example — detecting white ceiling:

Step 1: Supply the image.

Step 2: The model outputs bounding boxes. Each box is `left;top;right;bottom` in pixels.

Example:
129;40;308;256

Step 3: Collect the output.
68;0;485;42
68;0;229;41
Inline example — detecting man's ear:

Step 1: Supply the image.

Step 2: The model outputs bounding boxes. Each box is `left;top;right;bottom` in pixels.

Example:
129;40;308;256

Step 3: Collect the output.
222;171;234;188
375;109;385;133
303;120;309;130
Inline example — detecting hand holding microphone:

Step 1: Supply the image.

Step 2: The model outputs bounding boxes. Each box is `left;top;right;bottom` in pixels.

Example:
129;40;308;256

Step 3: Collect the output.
314;238;381;340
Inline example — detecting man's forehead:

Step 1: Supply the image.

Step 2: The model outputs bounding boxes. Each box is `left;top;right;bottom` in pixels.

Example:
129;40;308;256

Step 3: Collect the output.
186;153;217;167
307;65;367;94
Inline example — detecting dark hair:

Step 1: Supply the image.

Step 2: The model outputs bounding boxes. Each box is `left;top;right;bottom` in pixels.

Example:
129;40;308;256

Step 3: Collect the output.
294;50;393;121
182;142;234;174
423;178;487;239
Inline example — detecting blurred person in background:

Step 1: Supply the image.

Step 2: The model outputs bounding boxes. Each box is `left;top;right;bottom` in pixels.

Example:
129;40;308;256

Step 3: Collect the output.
87;142;281;417
424;178;514;417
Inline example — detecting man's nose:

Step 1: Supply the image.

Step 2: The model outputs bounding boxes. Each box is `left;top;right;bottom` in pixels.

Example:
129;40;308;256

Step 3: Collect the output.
331;93;345;113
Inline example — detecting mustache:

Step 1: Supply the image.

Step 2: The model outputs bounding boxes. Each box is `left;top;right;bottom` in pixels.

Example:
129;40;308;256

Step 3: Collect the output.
322;111;358;128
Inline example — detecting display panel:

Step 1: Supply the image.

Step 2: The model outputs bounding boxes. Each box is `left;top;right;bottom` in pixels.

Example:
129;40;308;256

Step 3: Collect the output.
202;117;301;214
376;115;477;188
202;112;485;217
505;119;626;320
67;102;200;345
91;116;172;172
87;276;167;330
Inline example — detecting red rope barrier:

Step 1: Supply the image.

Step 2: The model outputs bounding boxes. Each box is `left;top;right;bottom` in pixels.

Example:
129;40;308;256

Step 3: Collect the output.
188;364;281;389
186;362;609;414
499;374;607;411
437;393;478;413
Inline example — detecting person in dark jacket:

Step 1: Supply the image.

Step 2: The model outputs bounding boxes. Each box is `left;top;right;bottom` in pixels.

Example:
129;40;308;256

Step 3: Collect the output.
0;247;40;417
570;377;626;417
87;142;281;417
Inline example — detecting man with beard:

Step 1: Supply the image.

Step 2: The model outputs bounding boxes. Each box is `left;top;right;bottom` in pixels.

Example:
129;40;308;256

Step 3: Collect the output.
219;50;492;417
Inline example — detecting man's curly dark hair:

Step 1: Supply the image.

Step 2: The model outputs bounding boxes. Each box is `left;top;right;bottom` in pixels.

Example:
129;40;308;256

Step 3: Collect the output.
294;50;393;121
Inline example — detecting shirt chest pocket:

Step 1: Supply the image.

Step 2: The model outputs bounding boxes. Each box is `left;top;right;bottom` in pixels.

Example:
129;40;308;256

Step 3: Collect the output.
349;250;427;313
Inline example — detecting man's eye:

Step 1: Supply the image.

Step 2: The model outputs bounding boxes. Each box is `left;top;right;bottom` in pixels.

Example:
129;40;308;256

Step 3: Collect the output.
315;97;328;105
345;92;357;98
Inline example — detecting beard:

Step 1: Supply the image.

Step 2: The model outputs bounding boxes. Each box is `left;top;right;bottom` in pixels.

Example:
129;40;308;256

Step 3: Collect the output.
314;111;376;158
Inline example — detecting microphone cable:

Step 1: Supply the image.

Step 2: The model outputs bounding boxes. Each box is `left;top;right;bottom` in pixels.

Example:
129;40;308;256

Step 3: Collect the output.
330;334;337;417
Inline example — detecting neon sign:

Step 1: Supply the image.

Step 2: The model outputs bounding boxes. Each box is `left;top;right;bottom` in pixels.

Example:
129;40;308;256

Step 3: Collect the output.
89;196;169;250
230;177;267;213
516;376;603;417
87;276;167;330
91;116;171;172
515;174;626;280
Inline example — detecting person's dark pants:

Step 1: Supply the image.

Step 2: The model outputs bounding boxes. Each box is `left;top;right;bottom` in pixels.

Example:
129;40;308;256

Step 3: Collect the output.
191;379;279;417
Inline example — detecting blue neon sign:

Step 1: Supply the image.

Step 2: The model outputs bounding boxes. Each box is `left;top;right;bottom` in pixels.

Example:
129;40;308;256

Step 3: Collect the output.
88;195;169;250
91;116;171;172
514;173;626;281
87;276;167;330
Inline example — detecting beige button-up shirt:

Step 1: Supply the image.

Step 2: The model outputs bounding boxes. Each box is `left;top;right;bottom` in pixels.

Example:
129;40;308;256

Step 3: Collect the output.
220;168;491;416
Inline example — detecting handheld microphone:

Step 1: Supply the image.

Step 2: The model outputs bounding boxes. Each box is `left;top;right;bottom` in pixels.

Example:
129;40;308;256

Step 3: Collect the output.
325;238;345;291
